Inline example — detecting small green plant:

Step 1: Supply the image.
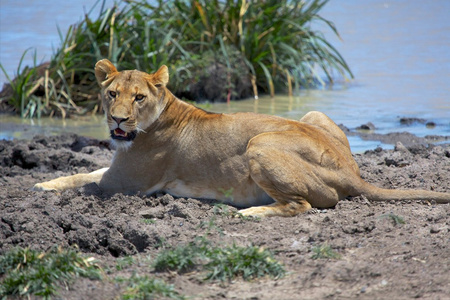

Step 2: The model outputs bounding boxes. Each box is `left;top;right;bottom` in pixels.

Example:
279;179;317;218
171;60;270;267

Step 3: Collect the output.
212;202;232;216
0;246;102;298
204;244;285;281
218;188;234;203
141;217;156;225
115;256;136;271
153;238;285;281
311;243;341;260
153;240;207;273
198;216;224;235
380;213;405;226
117;274;185;300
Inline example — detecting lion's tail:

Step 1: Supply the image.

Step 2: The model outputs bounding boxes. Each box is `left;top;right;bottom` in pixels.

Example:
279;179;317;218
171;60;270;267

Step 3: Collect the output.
356;180;450;204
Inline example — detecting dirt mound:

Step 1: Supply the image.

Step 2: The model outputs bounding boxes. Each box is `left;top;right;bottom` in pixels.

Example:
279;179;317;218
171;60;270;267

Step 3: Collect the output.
1;134;449;299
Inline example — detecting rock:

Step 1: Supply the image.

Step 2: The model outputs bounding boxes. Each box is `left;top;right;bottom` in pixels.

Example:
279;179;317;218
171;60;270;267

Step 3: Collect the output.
139;208;165;219
394;142;410;153
430;226;441;234
356;122;376;131
399;117;426;125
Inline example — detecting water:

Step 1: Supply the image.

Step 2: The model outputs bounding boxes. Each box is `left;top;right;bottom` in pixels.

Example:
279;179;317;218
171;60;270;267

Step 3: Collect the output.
0;0;449;152
0;114;108;140
0;0;116;84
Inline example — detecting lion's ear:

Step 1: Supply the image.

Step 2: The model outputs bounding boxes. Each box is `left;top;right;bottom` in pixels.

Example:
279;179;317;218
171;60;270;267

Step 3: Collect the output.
95;59;118;86
152;65;169;87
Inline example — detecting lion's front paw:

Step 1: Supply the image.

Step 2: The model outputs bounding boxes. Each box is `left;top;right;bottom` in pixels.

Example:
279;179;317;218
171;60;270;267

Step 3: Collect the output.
237;207;268;218
306;208;319;214
32;182;58;192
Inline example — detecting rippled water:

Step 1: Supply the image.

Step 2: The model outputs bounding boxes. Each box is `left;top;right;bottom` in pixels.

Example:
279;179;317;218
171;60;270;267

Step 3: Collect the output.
1;0;449;152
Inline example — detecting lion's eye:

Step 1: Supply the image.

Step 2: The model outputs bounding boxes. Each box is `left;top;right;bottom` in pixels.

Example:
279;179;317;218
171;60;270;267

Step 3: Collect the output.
108;91;116;98
135;94;145;102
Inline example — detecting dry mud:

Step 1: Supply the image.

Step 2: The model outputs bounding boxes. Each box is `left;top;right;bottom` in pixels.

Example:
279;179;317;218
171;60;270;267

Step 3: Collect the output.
0;134;449;299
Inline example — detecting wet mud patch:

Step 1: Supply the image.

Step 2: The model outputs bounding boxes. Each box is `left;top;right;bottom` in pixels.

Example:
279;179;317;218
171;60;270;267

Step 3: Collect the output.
0;134;449;299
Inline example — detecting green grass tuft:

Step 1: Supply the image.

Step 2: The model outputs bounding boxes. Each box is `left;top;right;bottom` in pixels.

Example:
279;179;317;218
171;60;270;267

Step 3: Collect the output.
153;240;207;273
0;246;102;298
311;243;341;260
380;213;406;226
212;203;232;216
115;256;136;271
117;274;185;300
204;244;285;281
153;238;285;281
141;217;157;225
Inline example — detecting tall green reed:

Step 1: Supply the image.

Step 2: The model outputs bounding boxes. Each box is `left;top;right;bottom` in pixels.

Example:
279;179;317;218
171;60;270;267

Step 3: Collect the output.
0;48;42;118
1;0;352;118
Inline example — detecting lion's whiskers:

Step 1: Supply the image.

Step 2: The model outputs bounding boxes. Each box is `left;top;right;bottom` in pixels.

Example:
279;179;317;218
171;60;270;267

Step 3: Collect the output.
136;125;147;134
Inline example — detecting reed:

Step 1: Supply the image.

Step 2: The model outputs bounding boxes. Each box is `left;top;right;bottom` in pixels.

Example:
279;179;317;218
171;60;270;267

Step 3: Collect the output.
0;0;352;118
0;49;42;118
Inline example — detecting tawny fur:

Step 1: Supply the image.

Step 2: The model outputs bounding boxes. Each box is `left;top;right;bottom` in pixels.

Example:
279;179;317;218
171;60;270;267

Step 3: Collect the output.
33;59;450;217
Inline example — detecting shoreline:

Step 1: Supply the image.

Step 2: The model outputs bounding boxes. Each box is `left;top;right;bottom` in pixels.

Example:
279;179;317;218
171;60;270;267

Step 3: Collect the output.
1;113;449;153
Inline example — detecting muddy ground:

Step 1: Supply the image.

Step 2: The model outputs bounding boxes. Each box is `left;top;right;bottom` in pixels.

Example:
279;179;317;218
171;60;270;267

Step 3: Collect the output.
0;133;449;299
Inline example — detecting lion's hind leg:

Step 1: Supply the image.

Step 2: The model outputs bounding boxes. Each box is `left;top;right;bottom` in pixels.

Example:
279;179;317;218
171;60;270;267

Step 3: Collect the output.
239;142;318;217
241;131;342;218
33;167;109;192
240;128;346;217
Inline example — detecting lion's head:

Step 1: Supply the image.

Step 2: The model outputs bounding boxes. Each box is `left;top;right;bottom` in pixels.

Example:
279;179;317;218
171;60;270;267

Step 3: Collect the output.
95;59;169;150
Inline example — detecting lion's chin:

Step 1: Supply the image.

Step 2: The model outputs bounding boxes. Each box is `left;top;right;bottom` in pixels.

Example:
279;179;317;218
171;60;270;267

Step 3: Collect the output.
109;129;137;151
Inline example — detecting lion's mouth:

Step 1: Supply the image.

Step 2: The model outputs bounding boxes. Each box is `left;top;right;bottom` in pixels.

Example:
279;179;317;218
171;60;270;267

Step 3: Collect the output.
110;128;137;141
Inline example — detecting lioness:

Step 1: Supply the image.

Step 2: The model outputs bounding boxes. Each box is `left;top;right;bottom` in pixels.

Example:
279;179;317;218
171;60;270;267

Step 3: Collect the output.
33;59;450;217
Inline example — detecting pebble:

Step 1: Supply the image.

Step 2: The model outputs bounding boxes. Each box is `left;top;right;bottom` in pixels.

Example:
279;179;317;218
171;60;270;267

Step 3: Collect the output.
430;226;441;234
394;141;409;153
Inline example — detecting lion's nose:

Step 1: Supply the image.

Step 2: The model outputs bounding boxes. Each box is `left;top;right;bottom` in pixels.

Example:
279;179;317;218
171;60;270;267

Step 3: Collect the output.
112;116;129;125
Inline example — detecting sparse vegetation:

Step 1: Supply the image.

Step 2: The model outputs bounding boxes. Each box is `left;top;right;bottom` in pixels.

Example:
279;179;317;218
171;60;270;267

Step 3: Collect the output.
218;187;234;203
0;246;102;298
113;255;185;299
212;202;232;216
380;212;406;226
117;274;185;300
198;215;225;235
204;243;285;281
141;217;157;225
153;240;206;273
1;0;352;118
153;238;285;281
115;256;136;271
311;243;341;260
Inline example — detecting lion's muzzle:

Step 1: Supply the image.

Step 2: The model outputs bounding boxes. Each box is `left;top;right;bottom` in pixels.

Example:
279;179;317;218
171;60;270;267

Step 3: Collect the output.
110;129;137;141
